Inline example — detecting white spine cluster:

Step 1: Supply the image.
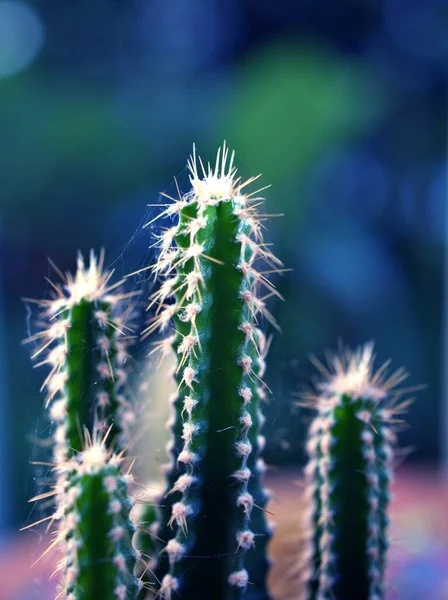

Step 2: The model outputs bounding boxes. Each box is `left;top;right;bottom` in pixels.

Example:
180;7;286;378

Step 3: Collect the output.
160;574;179;600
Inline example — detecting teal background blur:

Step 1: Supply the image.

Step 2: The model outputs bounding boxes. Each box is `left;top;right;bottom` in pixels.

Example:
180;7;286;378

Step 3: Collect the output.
0;0;445;535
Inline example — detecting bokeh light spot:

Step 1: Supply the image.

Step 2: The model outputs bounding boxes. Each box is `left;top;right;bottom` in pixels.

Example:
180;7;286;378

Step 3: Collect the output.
385;0;448;60
0;1;45;79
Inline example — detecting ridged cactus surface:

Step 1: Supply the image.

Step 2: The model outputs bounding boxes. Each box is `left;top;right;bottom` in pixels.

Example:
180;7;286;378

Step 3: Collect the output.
25;251;140;600
145;145;280;600
243;334;273;600
27;251;134;460
55;443;139;600
301;344;410;600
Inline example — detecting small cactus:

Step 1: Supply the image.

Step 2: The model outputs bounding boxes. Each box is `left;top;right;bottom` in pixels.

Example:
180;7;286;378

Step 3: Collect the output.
144;144;281;600
27;250;135;460
53;440;139;600
25;251;141;600
300;343;411;600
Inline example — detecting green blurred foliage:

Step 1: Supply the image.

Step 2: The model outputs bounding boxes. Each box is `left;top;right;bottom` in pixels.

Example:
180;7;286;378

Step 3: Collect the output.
222;40;386;188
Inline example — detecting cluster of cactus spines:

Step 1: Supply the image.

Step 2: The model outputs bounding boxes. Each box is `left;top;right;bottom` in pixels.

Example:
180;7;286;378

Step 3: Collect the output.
300;344;409;600
143;144;281;599
26;250;136;461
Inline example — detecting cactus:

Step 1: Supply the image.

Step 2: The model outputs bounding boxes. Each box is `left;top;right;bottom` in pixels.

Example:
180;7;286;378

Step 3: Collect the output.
24;251;141;600
53;440;140;600
22;150;419;600
300;344;410;600
27;250;135;461
143;144;281;600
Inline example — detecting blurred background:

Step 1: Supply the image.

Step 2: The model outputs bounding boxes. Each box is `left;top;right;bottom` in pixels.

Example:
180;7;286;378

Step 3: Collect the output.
0;0;447;598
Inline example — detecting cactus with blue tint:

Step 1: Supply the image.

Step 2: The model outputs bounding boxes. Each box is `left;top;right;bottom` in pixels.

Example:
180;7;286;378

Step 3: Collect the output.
54;443;140;600
144;145;281;600
28;251;135;461
300;344;409;600
25;251;141;600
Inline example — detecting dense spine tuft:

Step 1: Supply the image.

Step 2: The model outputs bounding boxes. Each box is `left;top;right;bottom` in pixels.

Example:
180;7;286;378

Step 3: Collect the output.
144;144;281;600
300;344;411;600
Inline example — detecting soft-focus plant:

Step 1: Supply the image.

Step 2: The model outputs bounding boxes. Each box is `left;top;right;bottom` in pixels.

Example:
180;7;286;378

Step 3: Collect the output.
299;344;410;600
23;252;142;600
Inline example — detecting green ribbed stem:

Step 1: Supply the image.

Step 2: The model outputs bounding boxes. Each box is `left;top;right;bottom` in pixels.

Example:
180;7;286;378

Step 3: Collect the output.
371;423;392;598
327;396;371;599
160;199;262;600
63;298;124;456
64;462;137;600
304;393;394;600
244;338;272;600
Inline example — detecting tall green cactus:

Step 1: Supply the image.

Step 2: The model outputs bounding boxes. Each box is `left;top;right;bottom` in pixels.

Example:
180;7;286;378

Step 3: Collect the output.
144;145;281;600
25;251;140;600
300;344;410;600
28;250;135;461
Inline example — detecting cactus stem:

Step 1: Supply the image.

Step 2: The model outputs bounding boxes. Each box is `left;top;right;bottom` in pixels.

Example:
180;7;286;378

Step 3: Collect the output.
25;250;136;460
141;143;280;599
301;343;414;600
